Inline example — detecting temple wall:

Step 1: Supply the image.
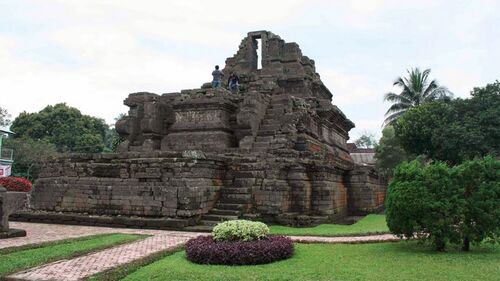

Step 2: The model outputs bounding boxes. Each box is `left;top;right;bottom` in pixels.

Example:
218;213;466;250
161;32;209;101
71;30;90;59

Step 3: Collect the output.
29;152;356;226
32;153;225;218
345;165;387;215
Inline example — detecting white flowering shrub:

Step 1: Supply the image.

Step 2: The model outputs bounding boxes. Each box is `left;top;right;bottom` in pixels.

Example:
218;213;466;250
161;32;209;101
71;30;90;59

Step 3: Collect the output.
212;220;270;241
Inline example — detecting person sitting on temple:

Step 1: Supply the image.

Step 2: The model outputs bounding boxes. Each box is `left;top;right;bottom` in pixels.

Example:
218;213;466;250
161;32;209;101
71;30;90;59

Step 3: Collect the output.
227;72;240;93
211;65;224;88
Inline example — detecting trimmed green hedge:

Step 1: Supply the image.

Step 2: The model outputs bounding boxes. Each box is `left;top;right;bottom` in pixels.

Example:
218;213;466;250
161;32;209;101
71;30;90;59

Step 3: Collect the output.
213;220;269;242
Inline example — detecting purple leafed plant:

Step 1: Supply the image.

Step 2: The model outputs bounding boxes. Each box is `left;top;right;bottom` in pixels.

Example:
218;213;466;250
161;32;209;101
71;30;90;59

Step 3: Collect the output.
185;235;294;265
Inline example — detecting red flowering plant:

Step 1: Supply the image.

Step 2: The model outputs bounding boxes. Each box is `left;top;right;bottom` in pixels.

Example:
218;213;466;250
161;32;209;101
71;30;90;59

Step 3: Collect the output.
0;176;33;192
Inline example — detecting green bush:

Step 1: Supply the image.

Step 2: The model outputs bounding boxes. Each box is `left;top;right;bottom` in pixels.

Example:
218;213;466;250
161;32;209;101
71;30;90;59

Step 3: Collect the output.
453;156;500;251
212;220;269;242
386;157;500;251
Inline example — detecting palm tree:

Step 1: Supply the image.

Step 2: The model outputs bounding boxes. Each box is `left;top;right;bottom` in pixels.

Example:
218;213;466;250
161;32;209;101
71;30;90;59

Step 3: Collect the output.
383;68;452;127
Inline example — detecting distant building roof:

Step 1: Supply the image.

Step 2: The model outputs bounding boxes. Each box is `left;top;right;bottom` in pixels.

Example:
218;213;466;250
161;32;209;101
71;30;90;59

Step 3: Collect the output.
347;143;376;165
0;127;14;135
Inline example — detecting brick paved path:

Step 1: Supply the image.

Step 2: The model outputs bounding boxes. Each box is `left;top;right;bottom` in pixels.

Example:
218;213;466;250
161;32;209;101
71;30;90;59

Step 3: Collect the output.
0;222;196;249
289;234;400;244
3;222;399;281
7;234;192;281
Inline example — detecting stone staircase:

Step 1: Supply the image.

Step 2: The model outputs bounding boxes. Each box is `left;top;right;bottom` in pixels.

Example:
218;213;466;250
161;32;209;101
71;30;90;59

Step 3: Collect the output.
184;95;292;232
184;186;252;232
252;94;290;152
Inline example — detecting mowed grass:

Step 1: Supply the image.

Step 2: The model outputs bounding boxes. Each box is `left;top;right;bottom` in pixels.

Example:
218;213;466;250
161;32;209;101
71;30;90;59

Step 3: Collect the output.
269;214;389;236
121;242;500;281
0;233;146;277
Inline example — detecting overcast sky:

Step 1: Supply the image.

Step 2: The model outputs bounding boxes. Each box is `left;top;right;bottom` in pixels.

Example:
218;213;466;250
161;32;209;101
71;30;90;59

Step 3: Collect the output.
1;0;499;139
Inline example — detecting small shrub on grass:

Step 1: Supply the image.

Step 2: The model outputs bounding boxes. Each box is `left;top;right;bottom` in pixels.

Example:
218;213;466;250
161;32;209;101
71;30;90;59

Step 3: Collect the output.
185;235;294;265
0;176;33;192
212;220;269;241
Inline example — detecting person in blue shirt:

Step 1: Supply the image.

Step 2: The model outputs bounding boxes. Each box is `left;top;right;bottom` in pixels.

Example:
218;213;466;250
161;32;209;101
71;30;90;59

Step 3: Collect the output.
211;65;224;88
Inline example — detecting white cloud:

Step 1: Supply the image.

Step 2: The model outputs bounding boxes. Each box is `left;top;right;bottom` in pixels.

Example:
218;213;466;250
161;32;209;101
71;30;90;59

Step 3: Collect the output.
1;0;498;136
321;68;381;107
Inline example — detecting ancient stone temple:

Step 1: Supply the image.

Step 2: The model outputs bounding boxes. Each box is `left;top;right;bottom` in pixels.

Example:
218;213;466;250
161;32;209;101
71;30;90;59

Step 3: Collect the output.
23;31;386;229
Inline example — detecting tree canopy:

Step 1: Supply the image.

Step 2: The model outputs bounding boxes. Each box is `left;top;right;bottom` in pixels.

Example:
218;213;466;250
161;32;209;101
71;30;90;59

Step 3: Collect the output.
386;157;500;251
394;81;500;165
10;103;108;153
354;133;377;149
383;68;452;126
374;126;410;176
3;137;58;180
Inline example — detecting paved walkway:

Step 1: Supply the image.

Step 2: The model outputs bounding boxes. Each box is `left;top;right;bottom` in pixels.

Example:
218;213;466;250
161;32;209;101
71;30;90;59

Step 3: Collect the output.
7;234;192;281
1;222;198;250
289;234;400;244
3;222;399;281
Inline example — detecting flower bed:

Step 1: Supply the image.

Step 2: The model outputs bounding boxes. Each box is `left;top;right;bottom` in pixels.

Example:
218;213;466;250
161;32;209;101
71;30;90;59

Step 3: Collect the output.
0;177;33;192
185;235;294;265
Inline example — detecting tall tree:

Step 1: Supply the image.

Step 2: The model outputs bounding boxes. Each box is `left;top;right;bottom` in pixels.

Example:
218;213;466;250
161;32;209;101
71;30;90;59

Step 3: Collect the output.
10;103;108;153
383;68;452;126
394;81;500;165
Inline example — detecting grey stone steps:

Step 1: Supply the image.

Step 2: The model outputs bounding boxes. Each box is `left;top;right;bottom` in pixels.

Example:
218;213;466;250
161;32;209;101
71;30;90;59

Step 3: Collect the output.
215;203;247;210
201;214;239;222
261;119;281;126
257;130;279;136
253;142;271;148
200;217;220;227
219;193;252;203
183;225;213;232
266;109;285;116
209;208;241;216
221;187;251;194
260;124;281;130
252;147;268;152
255;136;274;142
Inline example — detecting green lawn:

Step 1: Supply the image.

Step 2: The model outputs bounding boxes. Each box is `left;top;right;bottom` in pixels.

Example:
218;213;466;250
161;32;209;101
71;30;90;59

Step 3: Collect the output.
120;242;500;281
0;233;146;277
269;214;389;236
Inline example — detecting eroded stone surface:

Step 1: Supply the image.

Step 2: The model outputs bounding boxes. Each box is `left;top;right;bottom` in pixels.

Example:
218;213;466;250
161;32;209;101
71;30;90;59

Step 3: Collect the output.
25;31;386;227
1;187;27;233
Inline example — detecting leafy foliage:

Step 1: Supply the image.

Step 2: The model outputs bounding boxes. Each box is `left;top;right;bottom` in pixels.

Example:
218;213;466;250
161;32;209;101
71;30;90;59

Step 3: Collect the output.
10;103;108;153
212;220;269;242
4;137;58;180
374;126;411;176
354;133;378;148
0;176;33;192
185;235;294;265
453;157;500;251
394;81;500;164
386;157;500;251
383;68;452;126
103;127;122;152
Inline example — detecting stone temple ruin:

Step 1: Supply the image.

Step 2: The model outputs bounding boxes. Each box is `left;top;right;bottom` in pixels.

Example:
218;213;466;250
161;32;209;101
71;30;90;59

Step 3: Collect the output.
21;31;386;230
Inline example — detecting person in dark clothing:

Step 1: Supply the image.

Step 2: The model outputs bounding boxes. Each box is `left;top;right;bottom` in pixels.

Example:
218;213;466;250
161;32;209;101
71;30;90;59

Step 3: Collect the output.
227;72;240;93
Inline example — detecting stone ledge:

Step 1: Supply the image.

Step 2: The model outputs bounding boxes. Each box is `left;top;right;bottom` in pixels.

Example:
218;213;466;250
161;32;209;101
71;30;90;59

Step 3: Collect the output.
10;211;194;230
0;228;26;239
